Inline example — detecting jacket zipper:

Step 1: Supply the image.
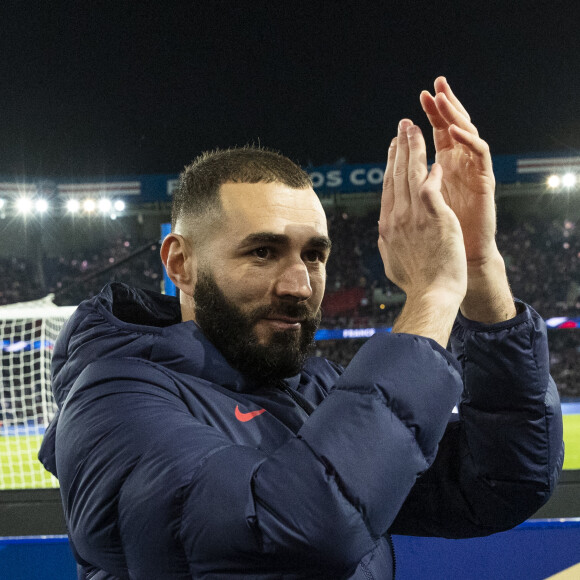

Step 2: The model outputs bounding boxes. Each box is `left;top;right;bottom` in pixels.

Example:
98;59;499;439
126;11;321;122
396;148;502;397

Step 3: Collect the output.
277;383;314;416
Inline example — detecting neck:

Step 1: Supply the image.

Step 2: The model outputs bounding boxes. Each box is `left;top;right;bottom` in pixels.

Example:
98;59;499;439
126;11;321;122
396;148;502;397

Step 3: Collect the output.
180;293;196;322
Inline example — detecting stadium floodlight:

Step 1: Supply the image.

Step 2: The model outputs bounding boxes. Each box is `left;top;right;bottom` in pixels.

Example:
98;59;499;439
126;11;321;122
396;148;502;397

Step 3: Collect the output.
98;198;112;213
0;199;5;210
36;199;49;214
15;197;34;215
66;199;80;214
83;199;96;213
113;199;125;212
547;175;561;189
562;173;577;188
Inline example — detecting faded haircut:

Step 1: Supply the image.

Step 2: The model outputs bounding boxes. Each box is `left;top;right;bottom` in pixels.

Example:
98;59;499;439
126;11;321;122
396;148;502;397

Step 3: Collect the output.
171;145;313;230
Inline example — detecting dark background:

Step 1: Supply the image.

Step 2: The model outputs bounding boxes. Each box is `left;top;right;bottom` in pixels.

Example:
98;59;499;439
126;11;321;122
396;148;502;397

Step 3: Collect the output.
1;1;579;178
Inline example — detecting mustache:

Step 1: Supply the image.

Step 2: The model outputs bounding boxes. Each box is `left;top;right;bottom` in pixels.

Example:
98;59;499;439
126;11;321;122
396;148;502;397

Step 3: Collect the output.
251;302;319;323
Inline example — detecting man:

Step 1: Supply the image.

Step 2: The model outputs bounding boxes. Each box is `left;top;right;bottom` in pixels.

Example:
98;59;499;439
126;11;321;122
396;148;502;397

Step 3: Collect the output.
40;77;563;579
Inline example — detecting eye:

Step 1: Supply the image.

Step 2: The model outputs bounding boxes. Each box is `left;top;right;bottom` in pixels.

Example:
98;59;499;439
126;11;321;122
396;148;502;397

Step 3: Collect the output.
252;247;272;259
304;250;325;263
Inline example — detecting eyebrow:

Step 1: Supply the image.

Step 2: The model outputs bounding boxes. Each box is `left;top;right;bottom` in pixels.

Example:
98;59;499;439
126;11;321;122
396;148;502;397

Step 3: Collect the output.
237;232;332;252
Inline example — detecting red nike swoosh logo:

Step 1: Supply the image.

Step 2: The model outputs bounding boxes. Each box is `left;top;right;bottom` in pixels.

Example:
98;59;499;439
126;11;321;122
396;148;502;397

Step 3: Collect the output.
235;405;266;422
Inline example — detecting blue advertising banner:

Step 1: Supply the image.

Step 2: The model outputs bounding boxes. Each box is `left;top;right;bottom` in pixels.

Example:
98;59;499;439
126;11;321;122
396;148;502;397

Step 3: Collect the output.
1;152;578;207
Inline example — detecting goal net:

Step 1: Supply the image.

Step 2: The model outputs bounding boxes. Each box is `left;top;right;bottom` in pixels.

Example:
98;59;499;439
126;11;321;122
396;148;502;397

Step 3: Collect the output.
0;295;76;489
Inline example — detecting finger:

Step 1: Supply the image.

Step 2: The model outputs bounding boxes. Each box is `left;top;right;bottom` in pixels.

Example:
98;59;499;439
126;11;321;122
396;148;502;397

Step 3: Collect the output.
434;92;478;136
379;137;398;222
420;90;446;129
420;90;454;151
433;76;471;121
419;163;446;216
393;119;413;212
448;124;493;174
406;125;428;204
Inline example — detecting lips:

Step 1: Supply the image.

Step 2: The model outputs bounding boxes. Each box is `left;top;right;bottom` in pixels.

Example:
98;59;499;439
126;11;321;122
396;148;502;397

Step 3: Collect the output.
261;317;303;330
264;316;303;324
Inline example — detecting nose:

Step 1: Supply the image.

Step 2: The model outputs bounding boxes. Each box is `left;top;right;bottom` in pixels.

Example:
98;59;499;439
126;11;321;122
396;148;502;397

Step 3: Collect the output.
274;261;312;301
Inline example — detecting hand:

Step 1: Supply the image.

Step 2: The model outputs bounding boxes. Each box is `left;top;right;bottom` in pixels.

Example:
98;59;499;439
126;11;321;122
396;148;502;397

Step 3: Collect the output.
420;77;516;322
420;77;497;267
378;119;467;345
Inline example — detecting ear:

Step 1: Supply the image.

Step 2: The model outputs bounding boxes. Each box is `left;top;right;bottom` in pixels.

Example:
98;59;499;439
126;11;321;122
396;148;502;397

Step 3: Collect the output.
160;233;197;297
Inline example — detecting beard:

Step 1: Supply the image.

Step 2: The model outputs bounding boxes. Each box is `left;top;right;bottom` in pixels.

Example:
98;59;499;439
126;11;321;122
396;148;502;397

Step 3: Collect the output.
193;269;321;384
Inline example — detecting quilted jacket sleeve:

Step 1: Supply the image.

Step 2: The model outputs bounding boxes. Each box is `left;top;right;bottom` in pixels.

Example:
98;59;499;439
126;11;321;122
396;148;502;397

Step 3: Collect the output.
55;333;462;577
389;301;564;538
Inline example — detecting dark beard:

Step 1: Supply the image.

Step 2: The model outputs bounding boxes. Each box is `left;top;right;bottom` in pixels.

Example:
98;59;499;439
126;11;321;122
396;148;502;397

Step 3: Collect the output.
193;269;321;384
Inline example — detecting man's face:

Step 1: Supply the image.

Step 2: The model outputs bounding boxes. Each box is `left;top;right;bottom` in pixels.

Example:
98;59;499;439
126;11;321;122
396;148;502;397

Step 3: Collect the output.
191;181;330;382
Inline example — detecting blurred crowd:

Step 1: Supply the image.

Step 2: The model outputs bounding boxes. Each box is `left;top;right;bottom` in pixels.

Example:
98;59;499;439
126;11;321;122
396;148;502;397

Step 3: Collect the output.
322;211;580;326
0;210;578;399
315;332;580;402
0;238;161;308
42;238;162;305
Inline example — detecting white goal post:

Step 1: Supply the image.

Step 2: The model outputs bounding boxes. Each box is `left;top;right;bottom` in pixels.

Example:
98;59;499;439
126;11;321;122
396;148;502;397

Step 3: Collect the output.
0;295;77;489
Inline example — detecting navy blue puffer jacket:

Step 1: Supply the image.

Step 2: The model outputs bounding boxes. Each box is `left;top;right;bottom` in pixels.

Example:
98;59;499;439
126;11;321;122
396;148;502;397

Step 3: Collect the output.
39;283;563;579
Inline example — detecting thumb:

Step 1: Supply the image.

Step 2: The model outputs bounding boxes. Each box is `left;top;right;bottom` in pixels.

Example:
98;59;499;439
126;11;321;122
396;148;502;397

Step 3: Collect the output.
419;163;446;216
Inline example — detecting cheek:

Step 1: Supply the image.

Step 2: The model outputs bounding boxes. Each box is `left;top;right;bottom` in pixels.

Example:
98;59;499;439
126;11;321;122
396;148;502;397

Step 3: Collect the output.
310;269;327;304
215;269;275;305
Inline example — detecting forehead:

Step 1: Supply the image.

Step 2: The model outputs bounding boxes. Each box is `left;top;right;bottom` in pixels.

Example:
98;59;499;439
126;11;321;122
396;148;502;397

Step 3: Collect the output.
218;181;328;240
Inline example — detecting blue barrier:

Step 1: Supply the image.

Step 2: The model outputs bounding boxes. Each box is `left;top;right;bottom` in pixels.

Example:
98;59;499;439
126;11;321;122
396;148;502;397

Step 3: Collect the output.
0;535;76;580
2;520;579;579
392;519;580;579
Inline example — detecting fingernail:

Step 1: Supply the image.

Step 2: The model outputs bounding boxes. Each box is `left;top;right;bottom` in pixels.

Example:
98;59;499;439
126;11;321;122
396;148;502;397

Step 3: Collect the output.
398;119;412;131
406;125;419;136
389;137;397;147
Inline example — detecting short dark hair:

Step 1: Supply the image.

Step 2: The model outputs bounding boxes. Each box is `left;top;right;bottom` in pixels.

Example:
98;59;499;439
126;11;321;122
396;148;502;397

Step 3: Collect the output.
171;145;313;230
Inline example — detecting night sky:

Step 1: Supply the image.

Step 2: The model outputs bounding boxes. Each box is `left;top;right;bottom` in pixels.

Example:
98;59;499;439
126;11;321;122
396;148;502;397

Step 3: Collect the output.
2;1;580;178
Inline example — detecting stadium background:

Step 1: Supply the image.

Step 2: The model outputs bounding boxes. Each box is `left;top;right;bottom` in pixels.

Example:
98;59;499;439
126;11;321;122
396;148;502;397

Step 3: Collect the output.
1;153;580;578
2;151;580;397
